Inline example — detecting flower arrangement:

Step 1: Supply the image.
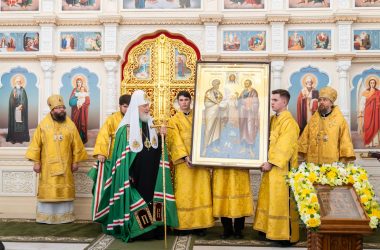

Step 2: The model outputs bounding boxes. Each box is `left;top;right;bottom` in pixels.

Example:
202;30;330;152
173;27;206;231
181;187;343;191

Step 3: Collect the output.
287;162;380;229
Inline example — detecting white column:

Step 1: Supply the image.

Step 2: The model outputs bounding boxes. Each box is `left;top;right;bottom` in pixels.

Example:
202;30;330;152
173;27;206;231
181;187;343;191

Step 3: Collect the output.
204;24;218;54
40;60;55;116
270;22;285;53
337;0;350;9
200;14;222;60
104;61;118;116
271;60;284;90
271;0;284;10
337;21;353;53
100;16;121;117
336;60;352;124
39;24;55;54
104;24;118;54
40;0;54;12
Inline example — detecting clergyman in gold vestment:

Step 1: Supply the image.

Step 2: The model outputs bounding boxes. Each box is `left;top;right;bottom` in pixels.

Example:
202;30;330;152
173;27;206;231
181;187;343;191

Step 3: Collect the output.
298;86;356;164
93;94;131;162
254;89;300;246
167;91;214;235
25;95;87;224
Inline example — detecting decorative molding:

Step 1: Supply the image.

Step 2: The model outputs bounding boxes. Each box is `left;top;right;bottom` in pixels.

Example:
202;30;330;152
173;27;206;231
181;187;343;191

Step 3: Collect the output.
221;17;267;25
55;54;103;60
357;16;380;23
35;15;57;25
250;171;261;200
172;235;192;250
268;53;287;61
337;60;352;74
288;16;335;24
352;55;380;63
0;160;31;166
334;53;355;61
101;54;121;61
334;14;358;22
99;14;122;24
37;54;56;61
266;14;290;23
0;54;38;59
75;172;93;197
1;170;35;196
86;234;115;250
219;55;269;62
199;14;223;24
0;18;36;26
284;53;336;59
120;17;202;25
56;18;101;26
0;236;94;243
201;53;220;61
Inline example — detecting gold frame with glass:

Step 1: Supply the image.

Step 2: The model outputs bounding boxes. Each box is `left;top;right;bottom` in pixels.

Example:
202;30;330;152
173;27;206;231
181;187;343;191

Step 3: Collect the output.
191;62;270;168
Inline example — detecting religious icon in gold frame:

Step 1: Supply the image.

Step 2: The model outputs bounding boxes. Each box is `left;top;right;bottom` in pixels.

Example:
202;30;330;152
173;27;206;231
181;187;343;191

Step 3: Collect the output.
191;62;270;168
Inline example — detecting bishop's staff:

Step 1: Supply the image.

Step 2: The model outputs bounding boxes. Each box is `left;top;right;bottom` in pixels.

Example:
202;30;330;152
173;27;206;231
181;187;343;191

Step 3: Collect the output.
151;88;173;249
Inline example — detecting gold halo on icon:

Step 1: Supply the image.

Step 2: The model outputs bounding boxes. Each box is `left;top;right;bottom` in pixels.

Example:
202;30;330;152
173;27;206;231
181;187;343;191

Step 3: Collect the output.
11;74;27;88
71;74;88;90
364;75;379;89
301;73;318;89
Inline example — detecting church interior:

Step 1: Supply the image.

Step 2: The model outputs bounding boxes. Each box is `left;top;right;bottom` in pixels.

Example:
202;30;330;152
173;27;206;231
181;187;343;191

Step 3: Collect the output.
0;0;380;249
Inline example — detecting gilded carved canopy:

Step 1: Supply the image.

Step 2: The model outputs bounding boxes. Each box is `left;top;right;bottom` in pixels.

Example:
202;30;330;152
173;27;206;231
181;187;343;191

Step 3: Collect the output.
121;31;200;123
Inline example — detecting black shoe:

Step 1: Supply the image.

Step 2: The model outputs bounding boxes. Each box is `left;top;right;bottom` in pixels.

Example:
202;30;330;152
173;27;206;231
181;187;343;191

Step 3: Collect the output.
277;240;294;247
154;227;164;240
257;231;267;241
234;232;244;239
175;229;191;236
220;231;233;239
193;229;207;237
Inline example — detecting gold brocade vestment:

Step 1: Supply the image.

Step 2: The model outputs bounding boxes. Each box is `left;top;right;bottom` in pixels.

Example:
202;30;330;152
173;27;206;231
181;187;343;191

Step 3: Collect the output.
213;168;253;218
93;111;123;159
25;115;87;202
298;106;356;164
167;111;214;230
253;111;300;242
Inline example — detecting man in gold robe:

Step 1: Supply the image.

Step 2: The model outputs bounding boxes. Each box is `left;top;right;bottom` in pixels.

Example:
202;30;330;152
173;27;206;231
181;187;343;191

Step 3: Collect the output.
253;89;300;246
167;91;214;236
26;95;87;224
213;168;253;239
93;94;131;162
298;86;356;164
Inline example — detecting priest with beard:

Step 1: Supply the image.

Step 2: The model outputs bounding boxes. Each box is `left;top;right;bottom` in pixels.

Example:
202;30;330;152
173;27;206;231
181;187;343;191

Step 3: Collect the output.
26;95;87;224
89;90;178;242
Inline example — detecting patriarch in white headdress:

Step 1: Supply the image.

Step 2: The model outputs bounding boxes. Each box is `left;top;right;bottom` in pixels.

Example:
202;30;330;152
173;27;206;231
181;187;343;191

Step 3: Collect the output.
117;90;158;153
